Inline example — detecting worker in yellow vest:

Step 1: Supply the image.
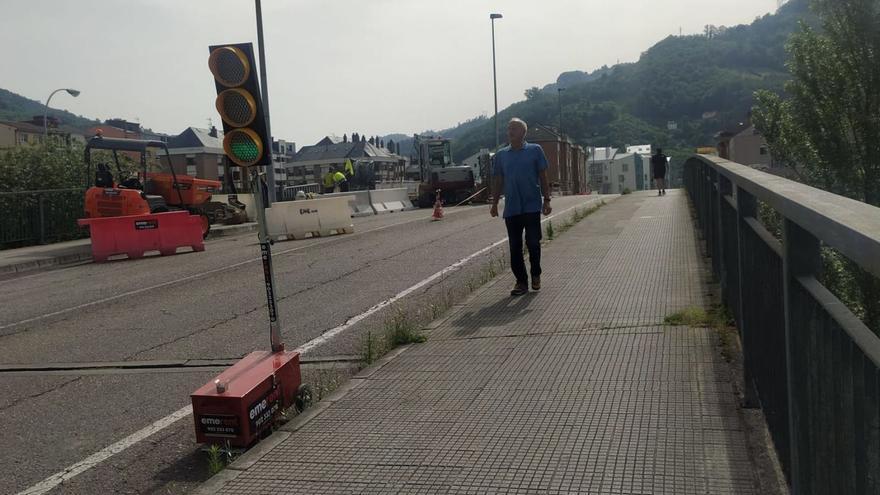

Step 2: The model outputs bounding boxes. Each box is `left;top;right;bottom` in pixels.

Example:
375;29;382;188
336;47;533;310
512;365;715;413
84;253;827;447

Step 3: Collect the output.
323;170;336;194
332;170;348;192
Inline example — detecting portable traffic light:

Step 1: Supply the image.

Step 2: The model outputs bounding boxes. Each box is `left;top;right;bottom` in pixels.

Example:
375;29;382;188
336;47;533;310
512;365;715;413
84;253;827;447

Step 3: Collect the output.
208;43;271;167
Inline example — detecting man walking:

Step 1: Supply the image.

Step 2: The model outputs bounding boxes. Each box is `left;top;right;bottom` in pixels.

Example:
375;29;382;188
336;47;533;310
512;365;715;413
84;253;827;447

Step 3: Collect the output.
651;148;668;196
491;118;552;296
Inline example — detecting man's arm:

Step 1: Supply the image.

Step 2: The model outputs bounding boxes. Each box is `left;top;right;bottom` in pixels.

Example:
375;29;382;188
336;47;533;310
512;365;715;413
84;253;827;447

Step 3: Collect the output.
539;169;550;200
539;169;552;215
490;175;504;217
492;175;504;205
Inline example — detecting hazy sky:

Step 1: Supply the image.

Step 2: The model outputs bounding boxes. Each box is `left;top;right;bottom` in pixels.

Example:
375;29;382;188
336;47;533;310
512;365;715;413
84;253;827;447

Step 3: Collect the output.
2;0;778;145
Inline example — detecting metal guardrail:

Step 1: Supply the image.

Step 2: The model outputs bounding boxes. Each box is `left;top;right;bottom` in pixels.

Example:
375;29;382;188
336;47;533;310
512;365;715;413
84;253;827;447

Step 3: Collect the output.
0;188;86;249
281;183;322;201
685;155;880;494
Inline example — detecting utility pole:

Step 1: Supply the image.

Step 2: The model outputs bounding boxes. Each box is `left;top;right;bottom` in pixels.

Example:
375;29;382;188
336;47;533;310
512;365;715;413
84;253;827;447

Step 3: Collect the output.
490;13;503;150
255;0;277;204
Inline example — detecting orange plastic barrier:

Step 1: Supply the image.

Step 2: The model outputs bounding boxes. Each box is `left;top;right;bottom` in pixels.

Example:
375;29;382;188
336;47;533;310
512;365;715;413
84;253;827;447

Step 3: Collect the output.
78;211;205;262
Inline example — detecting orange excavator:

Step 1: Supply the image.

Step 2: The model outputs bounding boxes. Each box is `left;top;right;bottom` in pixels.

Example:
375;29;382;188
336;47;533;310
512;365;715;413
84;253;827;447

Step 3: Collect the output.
83;135;221;237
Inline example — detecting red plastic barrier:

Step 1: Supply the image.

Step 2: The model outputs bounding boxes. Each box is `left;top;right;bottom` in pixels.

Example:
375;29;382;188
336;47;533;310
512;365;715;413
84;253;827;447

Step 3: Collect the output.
78;211;205;262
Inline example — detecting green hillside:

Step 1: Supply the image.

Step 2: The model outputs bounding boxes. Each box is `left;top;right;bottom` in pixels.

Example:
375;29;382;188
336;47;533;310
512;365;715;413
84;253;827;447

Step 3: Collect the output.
429;0;812;161
0;88;98;131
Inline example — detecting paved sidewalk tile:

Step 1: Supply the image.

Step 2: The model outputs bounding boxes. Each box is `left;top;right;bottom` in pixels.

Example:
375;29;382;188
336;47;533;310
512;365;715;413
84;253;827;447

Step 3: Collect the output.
216;191;757;495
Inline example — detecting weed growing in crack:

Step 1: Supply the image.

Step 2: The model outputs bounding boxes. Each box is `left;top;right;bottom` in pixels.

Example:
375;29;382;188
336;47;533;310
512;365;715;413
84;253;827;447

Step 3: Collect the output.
545;220;555;240
664;305;737;362
362;330;378;365
207;445;224;475
385;307;426;347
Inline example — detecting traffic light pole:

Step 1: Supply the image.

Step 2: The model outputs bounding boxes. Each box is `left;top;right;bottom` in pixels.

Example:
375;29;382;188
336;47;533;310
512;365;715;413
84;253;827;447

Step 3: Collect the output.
251;170;283;352
254;0;276;204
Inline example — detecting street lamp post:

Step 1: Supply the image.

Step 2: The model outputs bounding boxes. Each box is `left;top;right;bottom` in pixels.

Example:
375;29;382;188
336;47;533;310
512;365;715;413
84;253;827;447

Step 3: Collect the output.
44;88;80;143
490;13;503;150
557;87;565;136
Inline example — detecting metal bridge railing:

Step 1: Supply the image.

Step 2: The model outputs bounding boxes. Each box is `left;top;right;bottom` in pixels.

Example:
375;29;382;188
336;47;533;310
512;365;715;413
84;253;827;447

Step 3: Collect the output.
685;155;880;494
0;188;86;249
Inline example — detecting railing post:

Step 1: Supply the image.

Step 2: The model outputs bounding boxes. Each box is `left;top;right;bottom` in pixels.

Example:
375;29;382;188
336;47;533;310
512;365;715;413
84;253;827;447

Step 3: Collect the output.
783;219;822;494
736;186;760;408
717;174;732;301
38;194;47;245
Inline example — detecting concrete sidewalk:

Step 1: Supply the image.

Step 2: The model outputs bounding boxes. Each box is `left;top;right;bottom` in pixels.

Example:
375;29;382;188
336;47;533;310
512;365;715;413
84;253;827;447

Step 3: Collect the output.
0;222;257;275
200;191;764;494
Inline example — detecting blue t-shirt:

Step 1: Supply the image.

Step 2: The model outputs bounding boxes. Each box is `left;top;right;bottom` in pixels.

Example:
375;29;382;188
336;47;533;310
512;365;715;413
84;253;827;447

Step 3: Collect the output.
493;142;548;218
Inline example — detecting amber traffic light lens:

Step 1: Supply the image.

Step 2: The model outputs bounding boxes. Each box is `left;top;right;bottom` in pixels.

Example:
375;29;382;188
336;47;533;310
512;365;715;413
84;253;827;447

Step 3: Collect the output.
223;128;263;167
216;88;257;127
208;46;250;87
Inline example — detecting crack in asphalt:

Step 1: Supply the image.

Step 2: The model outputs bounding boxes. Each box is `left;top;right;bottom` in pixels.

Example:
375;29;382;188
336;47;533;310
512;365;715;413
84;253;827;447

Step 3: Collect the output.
0;376;82;412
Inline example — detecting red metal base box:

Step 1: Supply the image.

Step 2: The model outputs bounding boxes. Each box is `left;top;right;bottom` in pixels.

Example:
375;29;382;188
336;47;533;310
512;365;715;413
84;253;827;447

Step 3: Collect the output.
191;350;301;447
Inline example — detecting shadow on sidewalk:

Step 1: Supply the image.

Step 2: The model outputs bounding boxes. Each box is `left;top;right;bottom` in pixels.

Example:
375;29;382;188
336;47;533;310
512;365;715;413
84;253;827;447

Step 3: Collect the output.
447;292;538;337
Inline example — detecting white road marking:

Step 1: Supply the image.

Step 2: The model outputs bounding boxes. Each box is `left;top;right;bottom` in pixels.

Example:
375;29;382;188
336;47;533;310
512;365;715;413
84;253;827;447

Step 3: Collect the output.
14;198;603;495
16;404;193;495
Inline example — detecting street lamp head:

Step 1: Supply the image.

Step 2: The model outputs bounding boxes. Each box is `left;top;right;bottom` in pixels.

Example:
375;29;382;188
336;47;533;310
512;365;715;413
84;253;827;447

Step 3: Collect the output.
558;87;566;92
65;89;81;97
490;13;503;19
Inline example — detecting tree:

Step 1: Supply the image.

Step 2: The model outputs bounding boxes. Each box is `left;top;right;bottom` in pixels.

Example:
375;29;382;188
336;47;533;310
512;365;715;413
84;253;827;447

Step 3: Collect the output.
387;139;395;152
343;133;348;143
368;136;375;145
753;0;880;333
524;87;541;100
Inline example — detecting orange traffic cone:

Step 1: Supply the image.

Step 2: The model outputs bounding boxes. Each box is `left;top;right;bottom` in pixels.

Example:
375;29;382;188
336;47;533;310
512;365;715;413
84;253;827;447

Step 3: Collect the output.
431;190;444;221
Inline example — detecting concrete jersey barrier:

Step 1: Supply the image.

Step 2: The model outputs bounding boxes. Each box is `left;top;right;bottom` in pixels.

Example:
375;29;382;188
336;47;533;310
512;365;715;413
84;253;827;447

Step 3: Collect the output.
265;196;354;241
320;191;374;217
368;188;414;213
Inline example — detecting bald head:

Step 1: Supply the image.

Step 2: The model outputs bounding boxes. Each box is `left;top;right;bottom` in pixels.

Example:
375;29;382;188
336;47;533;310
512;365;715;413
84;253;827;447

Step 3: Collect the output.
507;118;527;148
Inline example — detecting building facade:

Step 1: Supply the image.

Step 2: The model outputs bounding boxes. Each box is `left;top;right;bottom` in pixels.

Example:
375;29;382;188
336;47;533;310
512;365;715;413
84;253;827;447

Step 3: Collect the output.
0;117;83;148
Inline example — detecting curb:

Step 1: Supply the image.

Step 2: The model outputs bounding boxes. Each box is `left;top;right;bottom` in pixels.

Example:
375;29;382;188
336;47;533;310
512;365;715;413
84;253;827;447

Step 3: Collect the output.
0;248;93;275
0;223;259;276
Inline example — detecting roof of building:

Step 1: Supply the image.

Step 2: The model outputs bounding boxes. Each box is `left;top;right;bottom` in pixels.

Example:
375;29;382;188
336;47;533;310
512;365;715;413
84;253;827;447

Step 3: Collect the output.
293;138;397;163
590;147;619;161
0;120;71;135
315;135;344;146
168;127;222;149
527;123;573;144
626;145;652;155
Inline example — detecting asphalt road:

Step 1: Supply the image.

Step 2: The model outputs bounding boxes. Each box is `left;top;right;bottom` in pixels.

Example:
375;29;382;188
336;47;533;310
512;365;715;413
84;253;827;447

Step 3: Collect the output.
0;196;605;494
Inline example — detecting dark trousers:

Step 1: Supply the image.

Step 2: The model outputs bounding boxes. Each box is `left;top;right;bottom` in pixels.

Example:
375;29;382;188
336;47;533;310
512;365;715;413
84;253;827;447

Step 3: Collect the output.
505;212;542;284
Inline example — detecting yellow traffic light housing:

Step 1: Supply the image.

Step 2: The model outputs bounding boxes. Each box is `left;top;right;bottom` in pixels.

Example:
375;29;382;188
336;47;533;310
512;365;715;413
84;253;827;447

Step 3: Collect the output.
208;43;270;167
216;88;258;127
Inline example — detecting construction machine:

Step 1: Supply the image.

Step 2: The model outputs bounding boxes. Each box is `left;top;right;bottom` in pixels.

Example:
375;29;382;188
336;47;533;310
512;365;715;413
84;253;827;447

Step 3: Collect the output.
411;135;475;207
83;135;221;237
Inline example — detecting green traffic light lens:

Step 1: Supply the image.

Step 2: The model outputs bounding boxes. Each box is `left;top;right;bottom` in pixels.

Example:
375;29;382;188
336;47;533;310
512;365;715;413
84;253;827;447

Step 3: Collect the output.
223;129;263;167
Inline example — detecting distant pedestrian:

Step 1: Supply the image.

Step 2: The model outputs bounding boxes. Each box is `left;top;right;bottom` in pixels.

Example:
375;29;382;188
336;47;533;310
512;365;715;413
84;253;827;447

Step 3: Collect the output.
491;118;552;297
651;148;668;196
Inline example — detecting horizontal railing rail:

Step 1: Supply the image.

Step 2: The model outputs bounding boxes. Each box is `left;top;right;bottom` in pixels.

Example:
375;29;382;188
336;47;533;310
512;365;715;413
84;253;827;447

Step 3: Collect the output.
0;188;86;249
